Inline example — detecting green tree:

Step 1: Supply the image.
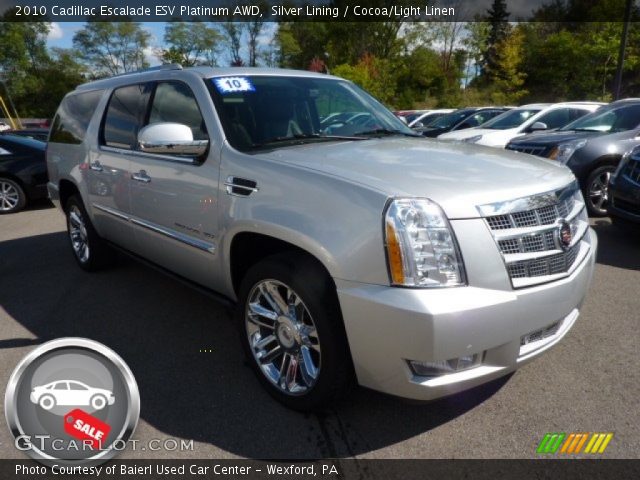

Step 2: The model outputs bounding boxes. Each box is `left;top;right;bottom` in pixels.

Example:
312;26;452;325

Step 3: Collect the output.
161;23;222;67
483;0;511;80
219;21;244;66
73;21;150;77
332;54;398;105
490;27;528;104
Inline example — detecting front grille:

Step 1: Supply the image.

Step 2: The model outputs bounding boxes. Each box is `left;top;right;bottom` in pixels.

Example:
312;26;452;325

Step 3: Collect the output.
508;242;580;279
622;158;640;184
506;145;548;157
479;183;591;288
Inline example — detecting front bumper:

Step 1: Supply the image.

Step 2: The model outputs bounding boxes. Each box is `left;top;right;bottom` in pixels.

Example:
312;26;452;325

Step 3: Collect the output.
336;228;597;401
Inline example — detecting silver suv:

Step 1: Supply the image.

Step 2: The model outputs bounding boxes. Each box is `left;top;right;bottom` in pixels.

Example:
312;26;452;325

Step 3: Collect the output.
47;66;597;411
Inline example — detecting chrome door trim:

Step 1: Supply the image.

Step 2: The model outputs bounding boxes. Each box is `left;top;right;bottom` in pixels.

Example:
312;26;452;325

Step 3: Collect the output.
93;203;130;221
99;145;197;165
92;203;216;254
129;218;216;254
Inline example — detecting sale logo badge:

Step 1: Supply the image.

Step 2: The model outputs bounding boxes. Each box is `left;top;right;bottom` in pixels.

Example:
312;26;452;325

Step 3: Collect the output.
4;338;139;465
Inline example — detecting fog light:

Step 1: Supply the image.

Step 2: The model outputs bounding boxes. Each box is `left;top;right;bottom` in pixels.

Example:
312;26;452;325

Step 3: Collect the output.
408;354;481;377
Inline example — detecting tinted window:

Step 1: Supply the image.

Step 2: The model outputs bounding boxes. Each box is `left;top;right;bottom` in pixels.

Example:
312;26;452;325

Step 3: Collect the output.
102;84;149;149
50;90;102;144
482;108;541;129
536;108;588;130
147;82;208;140
562;104;640;133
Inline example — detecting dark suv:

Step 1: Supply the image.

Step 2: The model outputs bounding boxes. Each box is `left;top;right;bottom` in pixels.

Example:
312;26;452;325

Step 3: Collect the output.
609;145;640;229
506;99;640;216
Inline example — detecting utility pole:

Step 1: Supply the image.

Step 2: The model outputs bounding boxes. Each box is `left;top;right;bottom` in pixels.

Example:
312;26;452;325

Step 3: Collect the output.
613;0;633;100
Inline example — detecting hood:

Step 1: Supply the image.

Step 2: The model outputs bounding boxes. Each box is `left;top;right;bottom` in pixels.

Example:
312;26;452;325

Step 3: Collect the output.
258;137;575;219
439;128;508;140
508;130;603;147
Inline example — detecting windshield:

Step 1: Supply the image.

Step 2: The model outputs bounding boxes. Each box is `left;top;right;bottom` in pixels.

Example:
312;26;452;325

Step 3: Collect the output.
481;108;542;130
207;75;416;151
427;110;474;129
561;104;640;133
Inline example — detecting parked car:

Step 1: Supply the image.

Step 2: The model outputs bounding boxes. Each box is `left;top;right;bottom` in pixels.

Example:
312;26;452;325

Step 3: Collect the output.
506;99;640;216
415;107;511;137
407;109;455;128
0;122;11;132
0;134;48;214
4;128;50;142
438;102;603;147
30;380;115;411
47;66;596;411
608;144;640;230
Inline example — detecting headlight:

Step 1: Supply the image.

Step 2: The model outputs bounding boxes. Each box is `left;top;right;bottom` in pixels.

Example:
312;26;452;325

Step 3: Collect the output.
384;198;466;287
550;139;587;163
462;135;483;143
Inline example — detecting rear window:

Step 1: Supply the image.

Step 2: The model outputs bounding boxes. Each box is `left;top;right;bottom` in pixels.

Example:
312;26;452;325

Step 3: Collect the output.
50;90;103;144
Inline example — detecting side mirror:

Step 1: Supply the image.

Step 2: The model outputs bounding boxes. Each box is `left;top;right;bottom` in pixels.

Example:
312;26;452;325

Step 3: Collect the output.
529;121;548;131
412;121;424;129
138;123;208;157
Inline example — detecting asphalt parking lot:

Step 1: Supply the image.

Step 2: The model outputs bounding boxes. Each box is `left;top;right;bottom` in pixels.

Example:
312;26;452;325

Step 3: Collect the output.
0;202;638;459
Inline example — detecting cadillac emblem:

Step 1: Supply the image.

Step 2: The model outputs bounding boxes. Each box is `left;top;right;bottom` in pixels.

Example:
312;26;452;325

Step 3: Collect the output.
556;219;573;251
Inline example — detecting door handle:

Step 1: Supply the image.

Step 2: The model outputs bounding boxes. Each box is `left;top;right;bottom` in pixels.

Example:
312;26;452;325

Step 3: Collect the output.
131;170;151;183
90;161;103;172
224;176;258;196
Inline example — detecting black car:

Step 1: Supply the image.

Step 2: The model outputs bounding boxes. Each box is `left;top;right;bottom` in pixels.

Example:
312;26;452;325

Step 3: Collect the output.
609;145;640;230
506;99;640;216
0;134;48;214
415;107;511;138
4;128;50;142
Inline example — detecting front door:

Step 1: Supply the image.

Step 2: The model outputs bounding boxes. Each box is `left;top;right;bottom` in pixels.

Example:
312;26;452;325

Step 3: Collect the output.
128;81;219;288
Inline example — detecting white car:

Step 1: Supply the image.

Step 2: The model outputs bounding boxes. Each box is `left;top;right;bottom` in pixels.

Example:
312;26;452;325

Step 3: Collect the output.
0;122;12;132
30;380;115;410
437;102;604;147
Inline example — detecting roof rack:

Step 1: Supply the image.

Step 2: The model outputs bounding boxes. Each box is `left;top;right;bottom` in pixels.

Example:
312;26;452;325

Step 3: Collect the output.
109;63;183;79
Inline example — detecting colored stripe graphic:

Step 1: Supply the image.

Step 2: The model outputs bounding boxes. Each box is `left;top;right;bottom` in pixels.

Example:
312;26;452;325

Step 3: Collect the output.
540;432;614;455
537;433;565;454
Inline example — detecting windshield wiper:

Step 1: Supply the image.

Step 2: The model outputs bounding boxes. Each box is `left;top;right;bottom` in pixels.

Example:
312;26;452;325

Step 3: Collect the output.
355;128;422;138
250;133;366;149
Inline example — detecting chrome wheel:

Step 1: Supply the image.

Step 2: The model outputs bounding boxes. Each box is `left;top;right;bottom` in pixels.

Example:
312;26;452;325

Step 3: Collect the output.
245;280;321;395
0;180;20;212
588;170;612;214
68;205;90;263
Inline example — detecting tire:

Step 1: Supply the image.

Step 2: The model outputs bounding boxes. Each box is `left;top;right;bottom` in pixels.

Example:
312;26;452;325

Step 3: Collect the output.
0;178;27;214
90;394;107;410
584;165;617;217
236;253;353;412
65;195;116;271
38;395;56;411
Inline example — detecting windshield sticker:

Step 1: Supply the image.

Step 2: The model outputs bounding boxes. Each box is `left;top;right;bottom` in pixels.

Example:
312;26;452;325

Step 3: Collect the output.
213;77;255;94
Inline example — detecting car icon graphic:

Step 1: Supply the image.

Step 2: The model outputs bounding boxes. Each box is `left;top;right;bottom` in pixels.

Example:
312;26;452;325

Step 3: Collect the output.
30;381;115;411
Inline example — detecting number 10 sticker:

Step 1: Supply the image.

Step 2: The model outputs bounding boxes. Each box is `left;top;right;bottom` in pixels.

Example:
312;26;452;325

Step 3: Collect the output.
213;77;255;94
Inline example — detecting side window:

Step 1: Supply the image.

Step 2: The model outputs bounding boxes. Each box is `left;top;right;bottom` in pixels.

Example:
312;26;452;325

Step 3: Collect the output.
53;382;68;390
536;109;573;130
147;82;208;141
68;382;88;391
102;84;149;150
569;108;589;122
0;146;11;155
50;90;103;145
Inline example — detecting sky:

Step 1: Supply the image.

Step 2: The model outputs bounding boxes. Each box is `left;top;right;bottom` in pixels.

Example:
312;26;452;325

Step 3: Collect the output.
47;22;166;66
45;22;276;67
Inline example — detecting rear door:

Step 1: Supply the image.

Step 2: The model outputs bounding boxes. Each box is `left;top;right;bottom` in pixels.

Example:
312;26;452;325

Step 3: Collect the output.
128;80;220;288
